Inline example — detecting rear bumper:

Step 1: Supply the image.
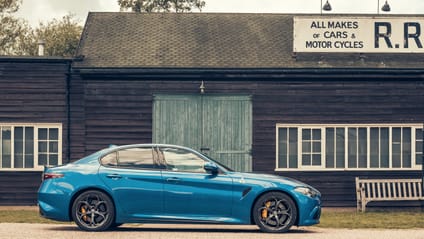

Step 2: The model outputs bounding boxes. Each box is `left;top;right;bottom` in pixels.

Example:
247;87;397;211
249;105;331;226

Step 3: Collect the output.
38;181;72;222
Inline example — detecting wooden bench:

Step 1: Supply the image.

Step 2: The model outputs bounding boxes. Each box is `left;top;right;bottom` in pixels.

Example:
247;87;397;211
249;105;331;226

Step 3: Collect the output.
355;177;423;212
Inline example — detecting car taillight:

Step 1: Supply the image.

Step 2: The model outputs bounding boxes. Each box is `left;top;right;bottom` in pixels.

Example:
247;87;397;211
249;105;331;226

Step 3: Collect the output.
43;173;64;181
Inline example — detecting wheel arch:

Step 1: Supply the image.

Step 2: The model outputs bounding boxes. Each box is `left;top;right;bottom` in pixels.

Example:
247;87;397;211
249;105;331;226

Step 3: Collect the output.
68;187;117;223
250;189;299;226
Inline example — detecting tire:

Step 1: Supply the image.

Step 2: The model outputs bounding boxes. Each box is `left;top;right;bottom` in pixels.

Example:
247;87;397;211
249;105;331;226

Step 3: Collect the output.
252;192;297;233
71;190;115;231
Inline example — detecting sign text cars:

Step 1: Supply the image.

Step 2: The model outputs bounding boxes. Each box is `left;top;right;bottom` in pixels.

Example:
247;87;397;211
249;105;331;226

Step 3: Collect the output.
293;16;424;53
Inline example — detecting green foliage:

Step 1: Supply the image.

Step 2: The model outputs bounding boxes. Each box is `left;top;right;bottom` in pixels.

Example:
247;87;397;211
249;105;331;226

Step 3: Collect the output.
0;0;82;56
118;0;205;13
26;15;83;57
0;0;31;55
0;0;21;13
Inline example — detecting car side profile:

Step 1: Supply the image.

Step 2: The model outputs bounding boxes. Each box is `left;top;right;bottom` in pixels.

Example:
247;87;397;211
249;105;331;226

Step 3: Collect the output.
38;144;321;233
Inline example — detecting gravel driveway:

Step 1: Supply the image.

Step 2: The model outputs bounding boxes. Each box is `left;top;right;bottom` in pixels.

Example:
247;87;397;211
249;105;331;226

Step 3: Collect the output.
1;223;423;239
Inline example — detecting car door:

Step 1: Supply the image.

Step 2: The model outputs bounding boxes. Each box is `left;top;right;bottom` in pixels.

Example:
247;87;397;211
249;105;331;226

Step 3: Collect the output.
159;146;234;220
98;146;164;219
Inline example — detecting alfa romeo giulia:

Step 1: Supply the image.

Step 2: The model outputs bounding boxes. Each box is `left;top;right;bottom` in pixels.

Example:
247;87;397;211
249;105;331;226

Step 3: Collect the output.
38;144;321;233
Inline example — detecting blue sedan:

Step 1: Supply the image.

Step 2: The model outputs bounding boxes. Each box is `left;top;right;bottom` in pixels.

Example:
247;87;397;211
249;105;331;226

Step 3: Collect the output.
38;144;321;233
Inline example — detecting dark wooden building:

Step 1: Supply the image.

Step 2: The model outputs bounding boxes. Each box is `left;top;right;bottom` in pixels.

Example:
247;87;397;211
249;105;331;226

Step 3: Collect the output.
0;57;71;205
1;13;423;207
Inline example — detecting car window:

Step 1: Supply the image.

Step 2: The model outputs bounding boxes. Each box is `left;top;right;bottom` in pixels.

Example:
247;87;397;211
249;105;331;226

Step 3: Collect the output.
160;147;206;173
101;147;161;170
118;147;155;169
101;152;118;167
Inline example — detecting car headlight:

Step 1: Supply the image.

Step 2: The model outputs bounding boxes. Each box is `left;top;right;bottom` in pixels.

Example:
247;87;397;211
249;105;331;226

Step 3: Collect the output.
294;186;319;198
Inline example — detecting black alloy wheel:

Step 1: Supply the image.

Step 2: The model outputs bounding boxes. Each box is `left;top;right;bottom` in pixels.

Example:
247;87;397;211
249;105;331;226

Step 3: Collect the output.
71;190;115;231
253;192;297;233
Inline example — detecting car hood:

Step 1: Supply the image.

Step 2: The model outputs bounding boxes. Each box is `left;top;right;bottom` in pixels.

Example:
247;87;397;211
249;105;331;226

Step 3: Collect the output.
228;172;316;189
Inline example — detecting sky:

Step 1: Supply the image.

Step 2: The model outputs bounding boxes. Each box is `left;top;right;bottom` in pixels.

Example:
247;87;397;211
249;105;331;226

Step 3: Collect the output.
15;0;424;27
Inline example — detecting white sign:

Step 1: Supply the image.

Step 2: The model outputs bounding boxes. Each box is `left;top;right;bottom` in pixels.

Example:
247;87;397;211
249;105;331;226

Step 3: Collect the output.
293;16;424;53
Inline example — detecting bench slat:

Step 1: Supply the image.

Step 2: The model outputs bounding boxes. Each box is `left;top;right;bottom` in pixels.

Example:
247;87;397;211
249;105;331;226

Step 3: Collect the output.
355;177;424;212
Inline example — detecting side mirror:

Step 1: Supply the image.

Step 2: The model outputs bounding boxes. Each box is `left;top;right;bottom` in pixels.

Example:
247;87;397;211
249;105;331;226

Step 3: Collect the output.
204;162;219;174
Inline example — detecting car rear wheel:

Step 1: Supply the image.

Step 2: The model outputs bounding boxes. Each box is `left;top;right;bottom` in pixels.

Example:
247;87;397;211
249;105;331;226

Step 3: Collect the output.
253;192;297;233
71;190;115;231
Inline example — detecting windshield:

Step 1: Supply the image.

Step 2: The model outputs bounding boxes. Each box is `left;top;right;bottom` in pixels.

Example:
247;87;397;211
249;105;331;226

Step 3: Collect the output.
200;153;234;172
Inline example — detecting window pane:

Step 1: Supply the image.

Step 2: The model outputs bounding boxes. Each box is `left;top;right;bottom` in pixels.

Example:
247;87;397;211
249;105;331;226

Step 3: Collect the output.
302;142;311;153
370;128;379;168
288;128;298;168
392;145;401;168
49;142;58;153
49;128;59;140
14;127;23;168
313;142;321;153
162;147;206;173
312;129;321;140
402;128;411;168
336;128;345;168
416;129;423;151
39;142;47;153
119;148;155;169
302;154;311;166
14;154;23;168
312;154;321;166
302;129;311;140
392;127;401;168
25;127;34;168
25;155;34;168
326;128;335;168
38;154;47;166
1;127;11;168
278;128;288;168
101;152;118;167
49;154;58;165
358;128;367;168
348;128;357;168
415;129;423;165
38;128;48;140
380;128;390;168
417;128;423;139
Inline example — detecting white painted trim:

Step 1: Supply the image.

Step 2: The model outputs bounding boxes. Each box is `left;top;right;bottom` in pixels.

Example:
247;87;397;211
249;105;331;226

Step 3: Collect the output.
276;123;424;172
0;123;62;171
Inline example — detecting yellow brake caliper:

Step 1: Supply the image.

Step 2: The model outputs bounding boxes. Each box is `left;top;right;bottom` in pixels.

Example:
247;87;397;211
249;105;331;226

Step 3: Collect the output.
81;207;88;221
262;201;271;219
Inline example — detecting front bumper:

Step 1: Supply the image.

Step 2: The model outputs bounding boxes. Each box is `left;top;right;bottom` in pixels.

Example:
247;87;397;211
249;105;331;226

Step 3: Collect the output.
296;194;321;226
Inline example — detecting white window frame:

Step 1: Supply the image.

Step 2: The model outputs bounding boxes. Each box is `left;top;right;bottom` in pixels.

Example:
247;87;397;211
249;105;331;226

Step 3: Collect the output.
0;123;62;171
299;127;324;169
275;123;424;171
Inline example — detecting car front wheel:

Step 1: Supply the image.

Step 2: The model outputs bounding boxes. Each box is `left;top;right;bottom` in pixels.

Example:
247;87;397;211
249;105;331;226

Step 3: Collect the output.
253;192;297;233
71;190;115;231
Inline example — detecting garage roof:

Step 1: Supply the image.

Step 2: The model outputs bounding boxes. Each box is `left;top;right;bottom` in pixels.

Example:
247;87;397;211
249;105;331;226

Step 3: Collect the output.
74;12;424;69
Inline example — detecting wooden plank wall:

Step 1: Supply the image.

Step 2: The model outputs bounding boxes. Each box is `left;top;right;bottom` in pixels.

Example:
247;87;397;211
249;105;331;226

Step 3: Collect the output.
0;60;70;205
81;78;424;206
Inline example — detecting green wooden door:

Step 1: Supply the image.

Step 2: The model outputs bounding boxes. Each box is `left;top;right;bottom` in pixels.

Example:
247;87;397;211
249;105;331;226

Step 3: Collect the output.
153;94;252;172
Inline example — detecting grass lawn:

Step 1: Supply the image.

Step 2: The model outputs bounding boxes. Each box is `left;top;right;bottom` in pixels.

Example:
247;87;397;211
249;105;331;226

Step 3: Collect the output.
318;211;424;229
0;208;423;229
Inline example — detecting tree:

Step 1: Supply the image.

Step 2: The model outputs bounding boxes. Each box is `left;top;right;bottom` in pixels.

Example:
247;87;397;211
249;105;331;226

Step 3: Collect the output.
0;0;32;55
118;0;205;13
0;0;82;56
24;15;83;57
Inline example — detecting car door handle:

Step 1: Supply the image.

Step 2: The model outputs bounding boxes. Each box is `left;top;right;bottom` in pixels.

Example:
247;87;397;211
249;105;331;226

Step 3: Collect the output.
106;174;122;179
166;177;180;183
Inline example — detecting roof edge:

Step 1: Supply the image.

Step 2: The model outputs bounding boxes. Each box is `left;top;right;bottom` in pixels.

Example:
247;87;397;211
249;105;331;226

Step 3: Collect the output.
0;56;73;63
73;67;424;80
